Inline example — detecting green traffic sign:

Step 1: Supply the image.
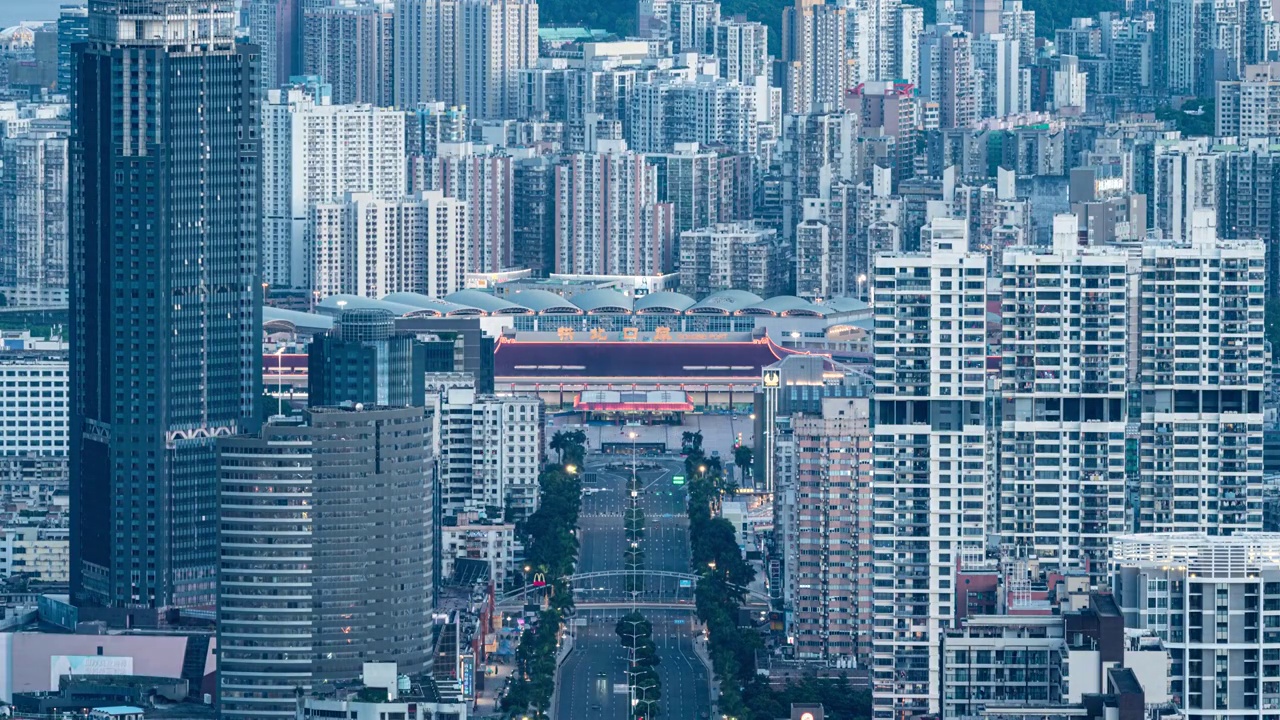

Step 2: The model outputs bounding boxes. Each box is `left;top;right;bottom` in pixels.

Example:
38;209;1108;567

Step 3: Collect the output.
672;475;685;485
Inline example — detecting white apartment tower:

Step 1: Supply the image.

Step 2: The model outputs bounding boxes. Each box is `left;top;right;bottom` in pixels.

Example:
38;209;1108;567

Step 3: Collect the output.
395;0;538;119
669;0;721;54
437;387;543;520
998;216;1129;585
1216;62;1280;138
261;87;406;291
470;395;543;519
311;191;469;300
553;142;675;276
1135;214;1266;534
0;129;68;307
715;19;770;84
846;0;923;85
871;241;988;720
430;142;515;273
972;33;1023;119
1153;138;1221;244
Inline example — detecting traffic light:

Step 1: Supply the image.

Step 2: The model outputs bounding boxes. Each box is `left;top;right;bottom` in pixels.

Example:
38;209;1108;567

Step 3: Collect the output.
672;475;685;485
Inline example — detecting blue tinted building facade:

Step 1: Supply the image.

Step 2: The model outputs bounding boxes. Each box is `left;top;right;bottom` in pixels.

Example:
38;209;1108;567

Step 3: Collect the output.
70;0;261;614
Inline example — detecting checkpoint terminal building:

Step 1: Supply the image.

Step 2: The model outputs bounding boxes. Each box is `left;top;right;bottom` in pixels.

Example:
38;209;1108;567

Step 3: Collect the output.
262;288;871;410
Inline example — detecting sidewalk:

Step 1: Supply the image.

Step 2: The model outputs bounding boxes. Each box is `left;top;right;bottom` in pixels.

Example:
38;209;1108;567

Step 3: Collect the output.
470;657;514;718
546;623;576;715
692;622;720;716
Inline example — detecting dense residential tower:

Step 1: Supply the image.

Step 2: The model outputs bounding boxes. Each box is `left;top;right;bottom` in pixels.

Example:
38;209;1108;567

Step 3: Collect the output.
784;396;874;666
300;0;395;106
261;86;406;291
998;217;1129;584
311;191;469;299
553;141;674;276
1134;214;1266;534
918;24;977;129
0;128;70;307
395;0;538;118
781;0;848;114
871;240;988;720
70;0;261;613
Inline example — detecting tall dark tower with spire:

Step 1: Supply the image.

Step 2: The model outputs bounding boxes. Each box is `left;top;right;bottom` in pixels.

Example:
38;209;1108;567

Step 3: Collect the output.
70;0;261;617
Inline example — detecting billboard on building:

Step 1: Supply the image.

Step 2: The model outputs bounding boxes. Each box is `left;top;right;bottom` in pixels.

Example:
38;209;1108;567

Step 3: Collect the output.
50;655;134;688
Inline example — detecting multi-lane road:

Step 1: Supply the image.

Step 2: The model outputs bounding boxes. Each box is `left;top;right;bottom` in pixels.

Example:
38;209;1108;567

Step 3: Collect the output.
554;451;710;719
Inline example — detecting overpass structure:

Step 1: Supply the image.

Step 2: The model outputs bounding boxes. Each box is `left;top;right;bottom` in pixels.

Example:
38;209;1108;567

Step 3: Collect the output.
496;569;770;608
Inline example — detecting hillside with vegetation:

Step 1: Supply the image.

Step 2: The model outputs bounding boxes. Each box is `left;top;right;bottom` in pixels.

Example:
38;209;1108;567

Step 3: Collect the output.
537;0;1126;53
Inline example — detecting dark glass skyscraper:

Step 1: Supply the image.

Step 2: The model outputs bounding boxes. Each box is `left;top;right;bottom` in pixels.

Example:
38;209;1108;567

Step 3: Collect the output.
308;308;428;408
70;0;261;615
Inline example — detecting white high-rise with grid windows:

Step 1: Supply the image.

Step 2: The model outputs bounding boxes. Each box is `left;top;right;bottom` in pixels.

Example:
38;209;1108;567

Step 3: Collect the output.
311;191;468;300
871;239;988;720
1135;212;1266;535
998;216;1129;585
261;87;406;291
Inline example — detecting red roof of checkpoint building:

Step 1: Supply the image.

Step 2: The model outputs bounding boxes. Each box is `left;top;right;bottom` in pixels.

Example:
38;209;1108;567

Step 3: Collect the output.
493;335;826;382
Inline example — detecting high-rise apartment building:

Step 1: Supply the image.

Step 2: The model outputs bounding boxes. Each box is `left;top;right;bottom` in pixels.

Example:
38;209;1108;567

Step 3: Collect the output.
245;0;311;93
669;0;720;54
261;86;406;291
972;33;1023;119
512;154;557;276
217;406;432;719
781;0;849;114
629;76;764;155
1052;54;1088;112
777;110;858;239
1217;62;1280;139
871;241;988;720
714;19;769;85
429;142;514;272
0;352;69;457
846;0;922;85
782;396;874;666
1113;533;1280;720
301;0;395;106
1000;0;1037;65
678;222;787;298
998;217;1129;585
70;0;261;613
919;24;977;130
553;142;674;276
0;128;69;307
850;81;920;186
1219;142;1280;297
395;0;538;119
436;387;542;520
1134;216;1266;534
1152;138;1221;244
311;191;468;299
1159;0;1246;97
650;144;753;237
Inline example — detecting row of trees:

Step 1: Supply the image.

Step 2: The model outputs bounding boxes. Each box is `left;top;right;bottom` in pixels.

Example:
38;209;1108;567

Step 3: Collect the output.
502;430;587;718
682;430;873;720
682;431;764;717
619;444;660;718
616;611;663;719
